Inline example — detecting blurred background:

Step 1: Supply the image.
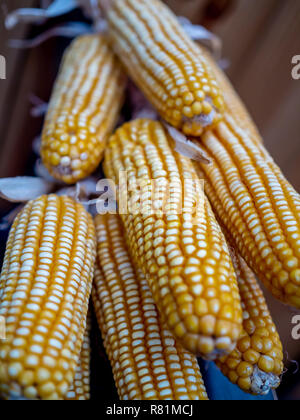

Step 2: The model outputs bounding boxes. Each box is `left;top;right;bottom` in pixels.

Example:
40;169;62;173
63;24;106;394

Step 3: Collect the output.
0;0;300;400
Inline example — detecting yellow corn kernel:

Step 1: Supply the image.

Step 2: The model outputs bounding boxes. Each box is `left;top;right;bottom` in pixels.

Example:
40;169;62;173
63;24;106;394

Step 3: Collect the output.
194;112;300;309
104;0;224;136
0;195;96;400
41;34;126;184
216;251;284;395
103;119;243;359
200;48;262;142
65;314;91;401
93;214;208;400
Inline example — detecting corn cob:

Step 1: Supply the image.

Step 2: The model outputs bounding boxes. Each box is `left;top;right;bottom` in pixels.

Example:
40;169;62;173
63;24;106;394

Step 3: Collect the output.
0;195;96;400
103;0;225;136
103;119;243;359
194;113;300;309
65;314;91;400
41;34;126;185
200;48;262;142
93;213;208;400
216;250;283;395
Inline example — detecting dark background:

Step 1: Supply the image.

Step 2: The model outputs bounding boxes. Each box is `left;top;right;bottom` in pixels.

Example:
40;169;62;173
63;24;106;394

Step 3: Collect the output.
0;0;300;400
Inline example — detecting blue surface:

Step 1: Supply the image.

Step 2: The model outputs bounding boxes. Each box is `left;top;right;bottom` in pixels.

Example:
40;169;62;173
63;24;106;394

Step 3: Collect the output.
199;360;275;400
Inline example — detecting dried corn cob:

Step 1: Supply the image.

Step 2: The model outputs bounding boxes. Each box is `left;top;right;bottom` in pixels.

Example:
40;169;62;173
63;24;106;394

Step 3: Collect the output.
65;314;91;400
0;195;96;400
200;48;262;142
194;113;300;309
41;34;126;184
216;251;283;395
93;213;208;400
103;119;242;359
103;0;224;136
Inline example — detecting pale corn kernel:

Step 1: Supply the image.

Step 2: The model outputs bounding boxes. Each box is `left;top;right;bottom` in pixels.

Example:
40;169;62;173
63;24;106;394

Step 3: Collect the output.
65;314;91;401
0;195;96;400
93;214;208;401
104;119;243;359
228;370;239;384
243;349;260;365
105;0;224;135
236;362;253;379
258;356;275;373
41;34;125;184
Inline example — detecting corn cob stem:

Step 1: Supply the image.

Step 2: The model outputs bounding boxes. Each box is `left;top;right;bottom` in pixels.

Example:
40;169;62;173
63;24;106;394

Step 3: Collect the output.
65;313;91;400
0;195;96;400
103;0;224;136
194;113;300;309
216;250;284;395
93;214;208;400
41;34;126;184
103;119;242;359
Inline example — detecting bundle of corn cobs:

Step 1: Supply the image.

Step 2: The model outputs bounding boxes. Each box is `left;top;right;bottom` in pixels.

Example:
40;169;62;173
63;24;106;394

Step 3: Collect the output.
2;0;300;400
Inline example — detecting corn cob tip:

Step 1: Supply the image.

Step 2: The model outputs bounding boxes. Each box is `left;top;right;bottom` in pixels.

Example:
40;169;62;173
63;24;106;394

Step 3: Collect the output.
250;366;280;396
40;153;81;185
188;338;237;361
181;101;223;137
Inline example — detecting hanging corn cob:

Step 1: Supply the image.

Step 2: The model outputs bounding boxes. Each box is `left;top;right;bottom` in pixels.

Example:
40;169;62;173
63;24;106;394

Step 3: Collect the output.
194;112;300;309
41;34;126;185
216;250;283;395
65;314;91;401
102;0;225;136
103;119;243;359
0;195;96;400
93;213;208;400
200;48;262;142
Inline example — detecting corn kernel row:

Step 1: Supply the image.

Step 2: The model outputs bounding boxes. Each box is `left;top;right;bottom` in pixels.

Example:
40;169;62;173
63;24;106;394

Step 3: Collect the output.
65;313;91;400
